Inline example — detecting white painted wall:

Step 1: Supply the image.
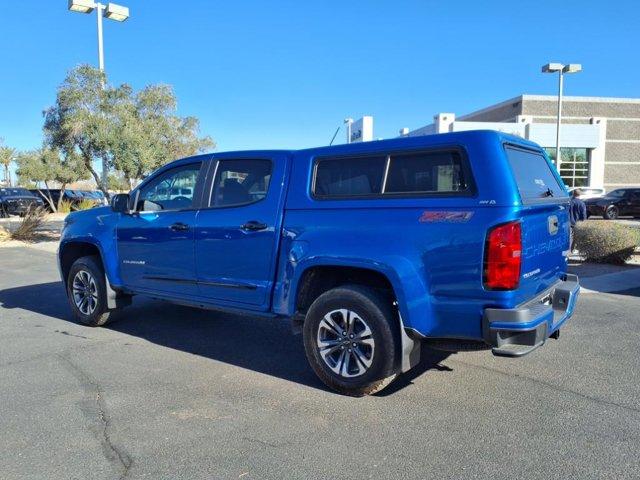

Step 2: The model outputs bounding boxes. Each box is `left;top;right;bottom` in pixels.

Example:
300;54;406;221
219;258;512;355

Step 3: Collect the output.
588;118;607;188
528;123;601;148
451;121;526;137
348;116;374;143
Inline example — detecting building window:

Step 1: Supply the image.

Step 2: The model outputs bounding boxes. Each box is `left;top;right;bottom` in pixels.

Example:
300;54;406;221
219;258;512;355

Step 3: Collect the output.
544;147;590;188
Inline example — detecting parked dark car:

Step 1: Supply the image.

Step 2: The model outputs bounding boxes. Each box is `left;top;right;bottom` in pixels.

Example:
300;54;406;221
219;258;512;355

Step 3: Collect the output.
30;189;105;212
0;187;44;217
31;189;75;212
584;188;640;219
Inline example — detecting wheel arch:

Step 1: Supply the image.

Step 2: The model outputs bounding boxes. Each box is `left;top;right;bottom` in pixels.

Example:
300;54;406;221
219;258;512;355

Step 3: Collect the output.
284;256;429;329
293;264;398;315
59;240;104;288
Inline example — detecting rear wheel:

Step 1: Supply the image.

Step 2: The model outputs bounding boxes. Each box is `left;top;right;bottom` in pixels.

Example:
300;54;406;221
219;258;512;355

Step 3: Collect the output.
66;256;116;326
0;205;8;218
303;285;399;396
604;205;619;220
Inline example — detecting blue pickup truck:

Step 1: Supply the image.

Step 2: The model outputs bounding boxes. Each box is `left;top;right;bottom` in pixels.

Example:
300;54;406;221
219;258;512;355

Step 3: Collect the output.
58;130;580;396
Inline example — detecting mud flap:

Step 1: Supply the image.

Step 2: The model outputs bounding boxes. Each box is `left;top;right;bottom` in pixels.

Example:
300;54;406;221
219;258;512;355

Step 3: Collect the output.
105;274;132;310
398;312;421;373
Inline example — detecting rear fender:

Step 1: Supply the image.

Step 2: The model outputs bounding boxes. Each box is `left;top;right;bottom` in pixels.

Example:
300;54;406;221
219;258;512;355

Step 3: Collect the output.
277;254;433;335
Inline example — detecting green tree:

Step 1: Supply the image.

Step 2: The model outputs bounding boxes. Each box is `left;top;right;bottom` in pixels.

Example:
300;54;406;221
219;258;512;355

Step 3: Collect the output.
43;66;109;195
43;65;214;198
106;84;214;185
0;138;16;187
107;172;131;192
16;147;88;212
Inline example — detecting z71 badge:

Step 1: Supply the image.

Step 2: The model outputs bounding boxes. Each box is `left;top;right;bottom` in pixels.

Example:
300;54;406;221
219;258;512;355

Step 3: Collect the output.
419;211;474;223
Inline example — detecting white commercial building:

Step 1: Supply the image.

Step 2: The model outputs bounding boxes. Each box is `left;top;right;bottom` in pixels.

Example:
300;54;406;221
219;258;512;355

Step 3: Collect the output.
398;95;640;190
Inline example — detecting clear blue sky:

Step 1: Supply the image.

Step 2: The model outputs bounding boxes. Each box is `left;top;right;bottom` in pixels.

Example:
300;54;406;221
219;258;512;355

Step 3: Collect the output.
1;0;638;158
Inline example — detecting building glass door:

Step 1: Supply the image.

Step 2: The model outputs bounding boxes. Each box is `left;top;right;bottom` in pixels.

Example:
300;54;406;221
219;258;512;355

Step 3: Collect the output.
544;147;590;188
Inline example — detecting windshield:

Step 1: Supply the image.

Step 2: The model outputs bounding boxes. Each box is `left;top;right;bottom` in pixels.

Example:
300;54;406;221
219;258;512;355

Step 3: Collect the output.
0;188;32;197
504;146;567;202
607;189;626;198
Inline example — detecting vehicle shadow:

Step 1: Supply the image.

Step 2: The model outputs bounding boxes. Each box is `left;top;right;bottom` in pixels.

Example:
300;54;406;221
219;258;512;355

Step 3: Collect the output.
0;281;453;395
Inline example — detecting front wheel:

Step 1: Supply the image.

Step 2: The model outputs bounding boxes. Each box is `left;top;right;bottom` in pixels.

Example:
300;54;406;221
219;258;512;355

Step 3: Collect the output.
303;285;399;396
604;205;619;220
66;256;116;326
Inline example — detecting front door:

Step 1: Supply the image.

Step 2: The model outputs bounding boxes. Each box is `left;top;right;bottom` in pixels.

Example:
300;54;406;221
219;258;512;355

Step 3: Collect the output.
117;161;204;297
194;155;288;310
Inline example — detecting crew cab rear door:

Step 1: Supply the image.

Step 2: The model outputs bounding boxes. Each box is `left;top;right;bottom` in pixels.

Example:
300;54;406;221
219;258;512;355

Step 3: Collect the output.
194;153;289;310
504;144;570;299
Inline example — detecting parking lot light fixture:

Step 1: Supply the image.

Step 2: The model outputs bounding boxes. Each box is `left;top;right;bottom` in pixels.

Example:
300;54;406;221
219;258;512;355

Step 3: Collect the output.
68;0;96;13
104;3;130;22
541;62;582;170
563;64;582;74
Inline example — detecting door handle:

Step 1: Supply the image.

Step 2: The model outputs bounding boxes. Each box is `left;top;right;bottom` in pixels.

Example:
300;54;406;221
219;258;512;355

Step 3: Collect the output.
241;220;268;231
170;222;190;231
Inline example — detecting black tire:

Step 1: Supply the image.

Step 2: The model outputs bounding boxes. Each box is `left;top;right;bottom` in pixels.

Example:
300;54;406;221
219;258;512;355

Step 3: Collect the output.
303;285;399;396
66;255;115;326
604;205;618;220
0;205;8;218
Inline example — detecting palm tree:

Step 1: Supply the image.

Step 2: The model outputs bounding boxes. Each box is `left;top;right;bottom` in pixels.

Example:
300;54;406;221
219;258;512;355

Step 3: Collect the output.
0;139;16;187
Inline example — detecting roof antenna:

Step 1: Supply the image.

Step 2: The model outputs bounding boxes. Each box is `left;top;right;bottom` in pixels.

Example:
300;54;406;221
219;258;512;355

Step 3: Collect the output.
329;126;340;146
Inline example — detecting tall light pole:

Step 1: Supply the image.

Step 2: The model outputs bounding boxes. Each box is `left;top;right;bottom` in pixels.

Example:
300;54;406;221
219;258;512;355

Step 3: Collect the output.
541;63;582;170
68;0;130;189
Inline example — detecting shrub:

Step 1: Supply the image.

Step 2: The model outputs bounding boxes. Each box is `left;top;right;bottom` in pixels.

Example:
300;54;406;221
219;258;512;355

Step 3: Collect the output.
0;225;9;242
76;198;96;211
58;200;72;213
574;221;640;265
10;207;47;242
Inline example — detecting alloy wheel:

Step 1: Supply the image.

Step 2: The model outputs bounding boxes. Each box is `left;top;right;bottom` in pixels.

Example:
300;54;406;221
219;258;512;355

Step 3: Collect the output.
72;270;99;316
316;309;375;378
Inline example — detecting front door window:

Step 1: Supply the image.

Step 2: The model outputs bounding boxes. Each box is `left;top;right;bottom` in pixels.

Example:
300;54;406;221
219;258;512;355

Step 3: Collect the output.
135;163;202;212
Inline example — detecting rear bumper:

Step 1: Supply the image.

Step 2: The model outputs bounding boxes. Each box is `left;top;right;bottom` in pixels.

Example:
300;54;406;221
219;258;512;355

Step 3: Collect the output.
482;274;580;357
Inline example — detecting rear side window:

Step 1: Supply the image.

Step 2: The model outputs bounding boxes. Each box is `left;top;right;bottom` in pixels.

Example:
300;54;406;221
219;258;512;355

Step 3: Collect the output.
314;156;386;197
209;159;272;207
505;146;566;202
385;151;468;194
313;149;471;198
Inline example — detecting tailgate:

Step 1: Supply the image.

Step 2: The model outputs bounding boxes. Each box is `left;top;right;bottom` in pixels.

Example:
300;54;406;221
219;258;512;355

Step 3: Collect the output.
504;144;570;301
519;202;570;297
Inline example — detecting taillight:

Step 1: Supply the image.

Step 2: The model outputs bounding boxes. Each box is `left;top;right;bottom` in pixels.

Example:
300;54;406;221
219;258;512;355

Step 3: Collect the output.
484;221;522;290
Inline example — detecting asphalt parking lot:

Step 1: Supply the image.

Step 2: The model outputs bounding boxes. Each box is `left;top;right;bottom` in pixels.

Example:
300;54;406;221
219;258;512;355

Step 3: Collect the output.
1;247;639;480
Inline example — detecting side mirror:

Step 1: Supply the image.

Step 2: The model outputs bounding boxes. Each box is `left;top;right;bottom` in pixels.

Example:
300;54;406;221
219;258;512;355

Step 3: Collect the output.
111;193;130;214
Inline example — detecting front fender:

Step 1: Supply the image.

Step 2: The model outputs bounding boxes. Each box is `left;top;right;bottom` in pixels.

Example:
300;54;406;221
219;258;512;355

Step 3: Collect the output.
58;210;122;288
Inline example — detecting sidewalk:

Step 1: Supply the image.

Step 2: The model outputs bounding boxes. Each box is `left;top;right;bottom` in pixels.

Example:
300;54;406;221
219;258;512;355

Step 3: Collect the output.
569;261;640;295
